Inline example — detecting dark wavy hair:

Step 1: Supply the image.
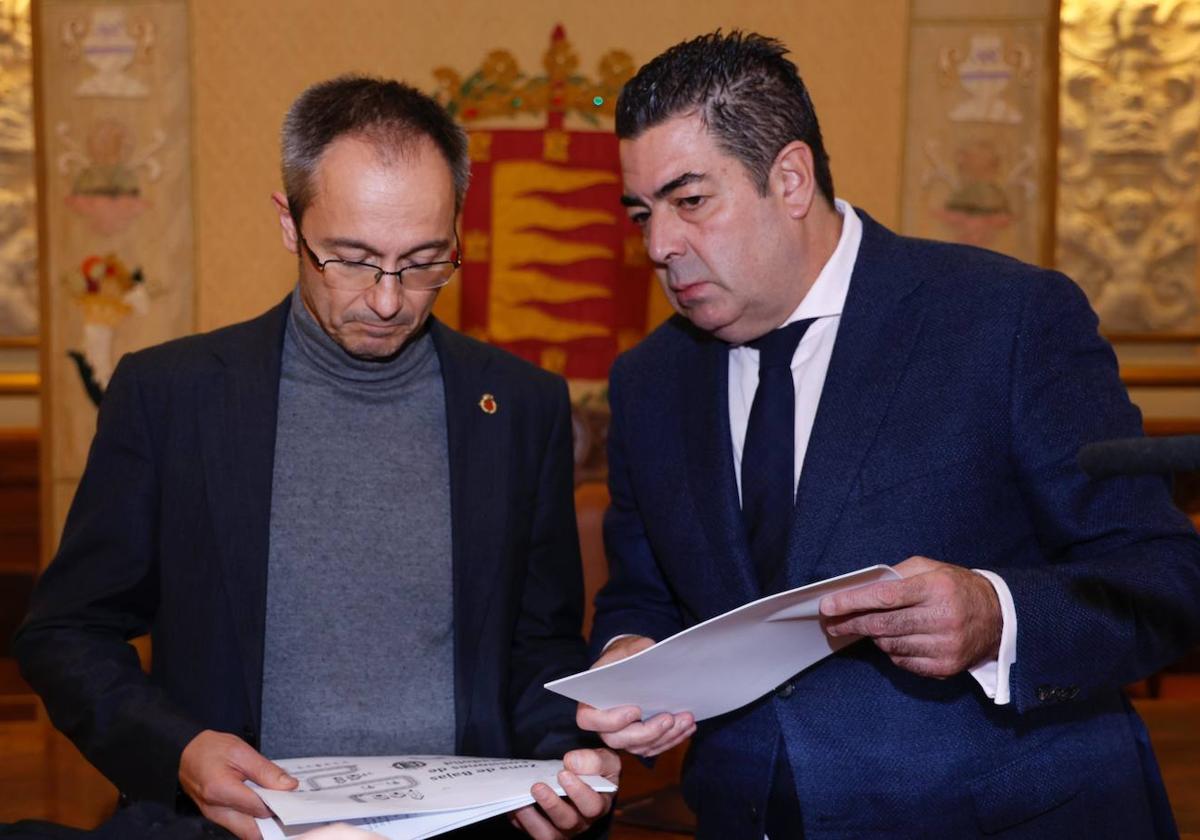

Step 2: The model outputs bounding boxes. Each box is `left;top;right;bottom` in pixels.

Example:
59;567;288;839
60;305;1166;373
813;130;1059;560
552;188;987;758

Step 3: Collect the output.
616;31;834;203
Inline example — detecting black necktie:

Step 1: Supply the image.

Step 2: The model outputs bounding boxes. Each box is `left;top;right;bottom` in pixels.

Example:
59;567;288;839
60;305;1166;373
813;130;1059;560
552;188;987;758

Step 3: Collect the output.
741;319;815;593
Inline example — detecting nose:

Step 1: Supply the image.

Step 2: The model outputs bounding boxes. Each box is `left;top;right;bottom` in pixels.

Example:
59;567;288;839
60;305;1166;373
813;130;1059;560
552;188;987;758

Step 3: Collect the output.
363;274;404;320
645;212;685;265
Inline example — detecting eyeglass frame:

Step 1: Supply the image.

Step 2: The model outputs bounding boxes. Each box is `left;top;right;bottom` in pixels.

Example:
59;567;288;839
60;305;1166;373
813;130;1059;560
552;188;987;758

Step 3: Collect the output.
296;228;462;291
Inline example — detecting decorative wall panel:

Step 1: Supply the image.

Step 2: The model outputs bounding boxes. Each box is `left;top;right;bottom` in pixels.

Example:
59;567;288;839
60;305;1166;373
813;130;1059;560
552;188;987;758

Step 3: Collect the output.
0;0;36;339
900;1;1056;265
37;0;194;561
1057;0;1200;333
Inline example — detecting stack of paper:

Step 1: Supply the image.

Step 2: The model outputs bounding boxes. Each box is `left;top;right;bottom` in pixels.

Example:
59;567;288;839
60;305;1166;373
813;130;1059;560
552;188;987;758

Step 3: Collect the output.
546;564;900;721
252;755;617;839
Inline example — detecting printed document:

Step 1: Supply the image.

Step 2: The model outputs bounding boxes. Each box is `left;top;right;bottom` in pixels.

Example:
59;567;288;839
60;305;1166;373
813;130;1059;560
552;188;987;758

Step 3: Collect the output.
251;754;616;836
546;564;901;721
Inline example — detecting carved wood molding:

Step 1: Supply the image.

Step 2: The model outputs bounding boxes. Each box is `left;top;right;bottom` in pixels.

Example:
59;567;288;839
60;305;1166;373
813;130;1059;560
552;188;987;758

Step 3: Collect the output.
1107;332;1200;344
0;371;37;394
1058;0;1200;332
1143;417;1200;436
1121;365;1200;387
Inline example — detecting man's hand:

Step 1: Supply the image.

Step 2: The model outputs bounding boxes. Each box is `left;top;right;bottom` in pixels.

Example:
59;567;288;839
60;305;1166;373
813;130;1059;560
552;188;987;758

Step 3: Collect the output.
510;748;620;839
819;556;1003;678
574;635;695;758
179;729;297;840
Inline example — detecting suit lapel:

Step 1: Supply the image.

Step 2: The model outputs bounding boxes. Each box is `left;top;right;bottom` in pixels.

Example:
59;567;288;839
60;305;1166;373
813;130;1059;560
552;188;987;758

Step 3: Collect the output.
680;326;760;605
199;299;288;730
430;320;506;750
786;214;928;585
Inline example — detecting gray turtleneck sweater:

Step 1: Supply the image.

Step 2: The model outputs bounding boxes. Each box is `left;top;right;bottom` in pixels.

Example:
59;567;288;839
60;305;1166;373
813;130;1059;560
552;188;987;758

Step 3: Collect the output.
259;289;456;759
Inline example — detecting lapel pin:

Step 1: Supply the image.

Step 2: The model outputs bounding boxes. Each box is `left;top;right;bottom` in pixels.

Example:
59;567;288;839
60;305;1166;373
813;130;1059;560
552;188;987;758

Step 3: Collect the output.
479;393;498;414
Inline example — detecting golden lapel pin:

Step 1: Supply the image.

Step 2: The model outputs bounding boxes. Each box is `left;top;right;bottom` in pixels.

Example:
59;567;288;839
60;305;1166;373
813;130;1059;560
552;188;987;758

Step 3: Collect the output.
479;393;498;414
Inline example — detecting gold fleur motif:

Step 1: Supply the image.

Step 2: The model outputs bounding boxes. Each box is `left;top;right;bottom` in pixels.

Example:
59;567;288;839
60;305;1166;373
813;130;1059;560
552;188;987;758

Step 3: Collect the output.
467;132;493;163
463;229;491;263
623;235;649;267
540;346;568;374
543;130;570;163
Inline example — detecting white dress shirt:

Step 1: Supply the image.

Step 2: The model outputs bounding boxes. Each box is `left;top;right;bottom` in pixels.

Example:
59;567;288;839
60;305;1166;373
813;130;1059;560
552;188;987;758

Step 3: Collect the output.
727;200;1016;705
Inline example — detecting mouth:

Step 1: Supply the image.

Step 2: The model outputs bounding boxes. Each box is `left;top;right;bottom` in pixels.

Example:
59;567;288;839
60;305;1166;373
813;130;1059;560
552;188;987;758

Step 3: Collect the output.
354;321;408;338
669;280;711;306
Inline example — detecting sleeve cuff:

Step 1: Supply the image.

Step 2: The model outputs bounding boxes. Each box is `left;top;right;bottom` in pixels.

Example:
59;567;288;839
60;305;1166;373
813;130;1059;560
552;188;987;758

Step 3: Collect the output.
967;569;1017;706
601;634;638;655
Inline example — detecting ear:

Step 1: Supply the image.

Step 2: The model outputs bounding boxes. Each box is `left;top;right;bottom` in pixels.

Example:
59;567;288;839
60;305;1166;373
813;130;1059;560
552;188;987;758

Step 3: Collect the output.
772;141;818;220
272;191;299;254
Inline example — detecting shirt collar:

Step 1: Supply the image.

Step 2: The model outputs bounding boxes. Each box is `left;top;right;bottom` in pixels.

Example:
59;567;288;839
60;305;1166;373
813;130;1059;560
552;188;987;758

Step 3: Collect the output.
780;197;861;326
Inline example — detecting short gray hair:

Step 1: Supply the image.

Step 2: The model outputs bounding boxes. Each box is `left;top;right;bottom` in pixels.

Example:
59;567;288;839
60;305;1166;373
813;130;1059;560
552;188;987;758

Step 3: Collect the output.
281;75;470;224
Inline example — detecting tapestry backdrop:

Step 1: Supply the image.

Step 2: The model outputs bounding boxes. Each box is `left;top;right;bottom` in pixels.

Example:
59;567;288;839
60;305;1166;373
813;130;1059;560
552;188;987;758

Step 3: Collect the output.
37;0;194;552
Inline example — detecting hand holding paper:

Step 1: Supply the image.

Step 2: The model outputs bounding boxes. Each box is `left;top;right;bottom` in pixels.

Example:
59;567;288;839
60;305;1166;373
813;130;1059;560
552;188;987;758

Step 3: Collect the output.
180;729;298;840
575;636;695;759
820;556;1002;677
252;754;617;840
512;747;620;838
553;565;901;748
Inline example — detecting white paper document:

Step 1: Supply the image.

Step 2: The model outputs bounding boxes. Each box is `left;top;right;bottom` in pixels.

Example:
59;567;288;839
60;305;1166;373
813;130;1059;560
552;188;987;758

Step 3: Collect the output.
257;800;517;840
251;755;617;834
546;564;901;721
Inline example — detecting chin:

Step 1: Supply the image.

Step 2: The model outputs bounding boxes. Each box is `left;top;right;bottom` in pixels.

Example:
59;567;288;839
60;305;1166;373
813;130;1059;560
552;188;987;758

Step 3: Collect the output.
682;305;735;338
338;333;409;361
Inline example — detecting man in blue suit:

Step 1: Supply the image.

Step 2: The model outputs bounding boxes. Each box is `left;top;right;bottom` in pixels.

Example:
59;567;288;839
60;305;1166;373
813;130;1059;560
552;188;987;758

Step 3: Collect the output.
17;76;615;840
578;31;1200;838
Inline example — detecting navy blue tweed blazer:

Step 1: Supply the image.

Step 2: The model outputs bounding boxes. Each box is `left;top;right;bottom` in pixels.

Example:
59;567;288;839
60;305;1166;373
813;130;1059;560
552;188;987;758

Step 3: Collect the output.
593;212;1200;839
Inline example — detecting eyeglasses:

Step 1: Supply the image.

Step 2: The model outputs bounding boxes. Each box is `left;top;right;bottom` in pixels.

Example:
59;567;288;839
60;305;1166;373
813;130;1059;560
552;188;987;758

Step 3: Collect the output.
297;230;462;292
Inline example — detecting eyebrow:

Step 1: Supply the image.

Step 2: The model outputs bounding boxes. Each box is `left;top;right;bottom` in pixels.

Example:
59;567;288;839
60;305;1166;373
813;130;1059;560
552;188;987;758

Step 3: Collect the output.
321;236;450;260
620;171;707;207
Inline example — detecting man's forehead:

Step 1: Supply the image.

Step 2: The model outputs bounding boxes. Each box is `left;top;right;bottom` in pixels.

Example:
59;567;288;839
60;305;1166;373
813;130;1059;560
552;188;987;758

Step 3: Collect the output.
314;135;447;186
620;113;707;156
310;135;453;207
619;115;727;191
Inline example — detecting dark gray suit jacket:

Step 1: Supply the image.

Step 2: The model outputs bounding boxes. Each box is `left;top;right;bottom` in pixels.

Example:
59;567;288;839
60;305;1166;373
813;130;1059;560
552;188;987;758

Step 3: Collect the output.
16;299;591;807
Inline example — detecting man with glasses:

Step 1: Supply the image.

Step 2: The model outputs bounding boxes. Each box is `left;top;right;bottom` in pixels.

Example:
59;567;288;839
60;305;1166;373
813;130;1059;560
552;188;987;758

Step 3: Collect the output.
16;76;616;840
